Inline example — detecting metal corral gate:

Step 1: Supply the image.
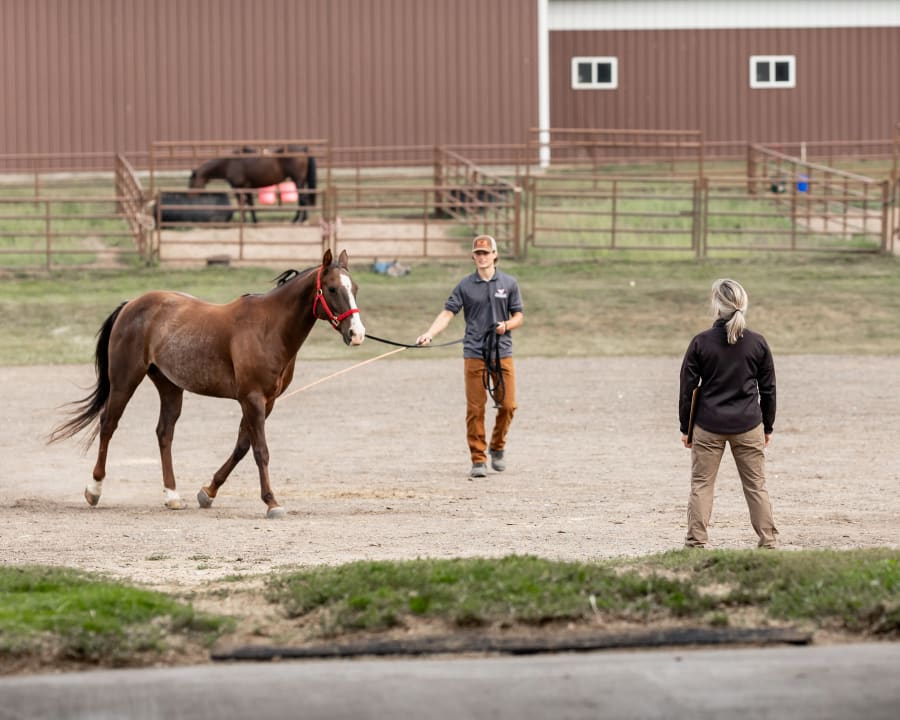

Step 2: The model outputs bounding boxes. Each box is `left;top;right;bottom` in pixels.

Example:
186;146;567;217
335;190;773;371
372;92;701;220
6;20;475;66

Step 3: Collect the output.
522;129;705;256
143;141;524;266
2;130;897;270
523;130;890;257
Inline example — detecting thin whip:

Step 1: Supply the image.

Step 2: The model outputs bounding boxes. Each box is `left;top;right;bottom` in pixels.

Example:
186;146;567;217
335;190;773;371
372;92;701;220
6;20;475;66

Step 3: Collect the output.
280;346;407;400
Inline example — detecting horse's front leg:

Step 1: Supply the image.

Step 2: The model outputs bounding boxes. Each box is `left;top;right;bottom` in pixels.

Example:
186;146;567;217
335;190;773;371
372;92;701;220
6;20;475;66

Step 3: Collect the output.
243;393;284;518
197;419;252;509
198;396;282;517
246;193;258;224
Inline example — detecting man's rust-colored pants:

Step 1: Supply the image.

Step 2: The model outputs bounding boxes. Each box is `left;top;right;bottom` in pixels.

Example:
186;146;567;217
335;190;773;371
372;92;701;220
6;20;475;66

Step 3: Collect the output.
686;423;778;548
464;357;517;464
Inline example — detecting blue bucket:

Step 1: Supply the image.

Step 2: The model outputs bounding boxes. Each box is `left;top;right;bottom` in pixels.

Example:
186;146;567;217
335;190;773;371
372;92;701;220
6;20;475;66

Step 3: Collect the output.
797;174;809;193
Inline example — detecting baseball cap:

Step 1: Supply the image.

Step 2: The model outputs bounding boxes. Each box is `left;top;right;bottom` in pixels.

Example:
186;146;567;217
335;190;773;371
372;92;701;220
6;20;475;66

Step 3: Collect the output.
472;235;497;253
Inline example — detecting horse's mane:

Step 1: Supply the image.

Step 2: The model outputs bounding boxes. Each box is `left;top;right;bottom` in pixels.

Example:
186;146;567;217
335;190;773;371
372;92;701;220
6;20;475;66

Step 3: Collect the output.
273;265;317;287
241;267;316;297
273;144;308;155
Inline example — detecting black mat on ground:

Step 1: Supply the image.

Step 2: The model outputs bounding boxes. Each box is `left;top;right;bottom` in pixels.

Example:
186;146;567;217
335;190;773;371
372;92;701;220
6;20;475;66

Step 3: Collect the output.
211;627;812;661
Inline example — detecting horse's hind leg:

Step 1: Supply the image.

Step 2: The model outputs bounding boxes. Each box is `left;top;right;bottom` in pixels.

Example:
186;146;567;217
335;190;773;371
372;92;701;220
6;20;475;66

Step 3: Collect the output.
291;196;307;224
149;368;186;510
88;371;144;507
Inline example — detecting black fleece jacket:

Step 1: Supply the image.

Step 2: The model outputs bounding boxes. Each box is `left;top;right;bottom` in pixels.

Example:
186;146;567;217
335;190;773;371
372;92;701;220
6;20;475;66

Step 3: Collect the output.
679;319;776;436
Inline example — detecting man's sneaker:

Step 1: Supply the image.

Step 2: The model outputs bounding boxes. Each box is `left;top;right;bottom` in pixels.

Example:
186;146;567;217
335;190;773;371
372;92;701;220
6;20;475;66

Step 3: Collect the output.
489;448;506;472
470;463;487;478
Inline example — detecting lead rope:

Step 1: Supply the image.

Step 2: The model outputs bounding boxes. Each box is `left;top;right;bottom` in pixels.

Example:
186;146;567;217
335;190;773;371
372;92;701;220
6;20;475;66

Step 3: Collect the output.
365;333;463;348
280;347;407;400
483;278;505;408
280;328;464;401
482;328;505;408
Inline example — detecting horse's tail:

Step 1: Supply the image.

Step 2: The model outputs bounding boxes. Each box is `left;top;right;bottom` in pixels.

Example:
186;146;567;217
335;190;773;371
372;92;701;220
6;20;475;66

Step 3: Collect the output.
48;302;127;447
304;153;317;207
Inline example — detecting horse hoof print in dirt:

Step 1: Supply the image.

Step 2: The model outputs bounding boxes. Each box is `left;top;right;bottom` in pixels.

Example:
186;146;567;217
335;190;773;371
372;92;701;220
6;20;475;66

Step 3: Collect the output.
49;248;366;519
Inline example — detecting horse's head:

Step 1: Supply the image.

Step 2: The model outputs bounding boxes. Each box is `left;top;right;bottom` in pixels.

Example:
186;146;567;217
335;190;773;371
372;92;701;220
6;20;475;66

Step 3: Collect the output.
314;249;365;346
187;169;205;189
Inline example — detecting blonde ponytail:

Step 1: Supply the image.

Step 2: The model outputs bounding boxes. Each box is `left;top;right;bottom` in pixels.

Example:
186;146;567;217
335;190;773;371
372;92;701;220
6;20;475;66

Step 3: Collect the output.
711;279;748;344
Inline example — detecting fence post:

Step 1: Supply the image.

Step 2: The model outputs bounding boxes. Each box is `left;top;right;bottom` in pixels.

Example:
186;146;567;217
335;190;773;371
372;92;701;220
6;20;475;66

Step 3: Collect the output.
881;180;890;253
527;176;537;251
512;186;522;259
700;177;710;258
154;193;164;266
790;177;798;252
747;144;756;195
327;185;338;254
44;200;52;271
692;178;699;257
889;178;900;252
237;195;245;260
433;146;444;217
611;178;618;250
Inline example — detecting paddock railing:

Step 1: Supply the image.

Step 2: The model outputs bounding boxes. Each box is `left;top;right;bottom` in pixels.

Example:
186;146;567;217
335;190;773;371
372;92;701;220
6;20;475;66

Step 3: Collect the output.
528;128;705;177
2;133;897;270
0;153;144;271
524;172;888;258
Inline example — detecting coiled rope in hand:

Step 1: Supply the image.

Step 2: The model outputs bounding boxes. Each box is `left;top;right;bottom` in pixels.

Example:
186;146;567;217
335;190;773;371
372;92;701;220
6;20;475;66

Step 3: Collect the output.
481;328;505;408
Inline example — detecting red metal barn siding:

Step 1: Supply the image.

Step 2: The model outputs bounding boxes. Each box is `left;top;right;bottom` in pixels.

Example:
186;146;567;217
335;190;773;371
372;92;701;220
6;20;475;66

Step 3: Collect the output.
0;0;538;158
551;27;900;143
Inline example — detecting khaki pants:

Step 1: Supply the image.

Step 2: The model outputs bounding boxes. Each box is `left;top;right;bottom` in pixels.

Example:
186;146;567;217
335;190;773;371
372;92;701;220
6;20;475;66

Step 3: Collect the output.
686;423;778;548
464;357;517;464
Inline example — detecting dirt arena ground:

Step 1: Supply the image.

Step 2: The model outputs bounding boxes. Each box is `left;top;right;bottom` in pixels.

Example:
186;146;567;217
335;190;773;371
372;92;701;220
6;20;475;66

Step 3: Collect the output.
1;355;898;593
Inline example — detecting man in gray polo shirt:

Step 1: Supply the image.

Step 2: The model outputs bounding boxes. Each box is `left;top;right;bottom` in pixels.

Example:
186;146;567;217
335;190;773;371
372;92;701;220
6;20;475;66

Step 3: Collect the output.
417;235;525;478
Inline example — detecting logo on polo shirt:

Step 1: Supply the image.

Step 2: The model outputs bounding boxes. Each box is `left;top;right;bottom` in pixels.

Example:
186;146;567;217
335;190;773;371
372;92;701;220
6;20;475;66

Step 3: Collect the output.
494;288;507;298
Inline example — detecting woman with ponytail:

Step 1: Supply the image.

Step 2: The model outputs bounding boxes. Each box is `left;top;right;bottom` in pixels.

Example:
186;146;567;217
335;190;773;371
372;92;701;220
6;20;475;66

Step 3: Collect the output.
678;279;778;549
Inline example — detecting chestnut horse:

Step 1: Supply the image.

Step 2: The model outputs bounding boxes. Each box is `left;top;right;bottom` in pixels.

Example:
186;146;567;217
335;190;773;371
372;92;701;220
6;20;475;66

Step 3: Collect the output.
188;144;317;224
49;249;365;518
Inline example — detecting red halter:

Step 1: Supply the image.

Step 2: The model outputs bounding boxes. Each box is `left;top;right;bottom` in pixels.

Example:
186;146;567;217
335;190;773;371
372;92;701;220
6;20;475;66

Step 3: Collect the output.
313;265;360;330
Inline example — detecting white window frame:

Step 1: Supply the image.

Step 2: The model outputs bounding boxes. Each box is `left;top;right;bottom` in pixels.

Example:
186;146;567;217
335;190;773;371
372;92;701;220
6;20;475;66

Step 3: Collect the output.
749;55;796;89
571;56;618;90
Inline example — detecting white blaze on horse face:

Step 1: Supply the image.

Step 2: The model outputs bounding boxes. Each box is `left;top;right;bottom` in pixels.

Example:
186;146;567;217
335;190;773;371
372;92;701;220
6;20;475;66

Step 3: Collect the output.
340;271;365;345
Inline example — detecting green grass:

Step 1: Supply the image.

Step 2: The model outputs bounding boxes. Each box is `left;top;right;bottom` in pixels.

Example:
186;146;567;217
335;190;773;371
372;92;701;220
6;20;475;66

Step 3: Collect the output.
0;566;230;665
265;550;900;638
636;549;900;633
3;551;898;671
2;254;900;364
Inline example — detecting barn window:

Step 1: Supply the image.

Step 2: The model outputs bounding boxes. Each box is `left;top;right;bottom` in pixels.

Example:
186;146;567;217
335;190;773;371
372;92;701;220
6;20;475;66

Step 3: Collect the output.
749;55;796;88
571;57;618;90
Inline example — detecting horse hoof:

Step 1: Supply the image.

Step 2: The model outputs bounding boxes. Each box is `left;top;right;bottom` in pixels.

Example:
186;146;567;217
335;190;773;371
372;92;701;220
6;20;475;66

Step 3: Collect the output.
84;489;100;507
197;488;214;509
165;498;187;510
266;506;287;519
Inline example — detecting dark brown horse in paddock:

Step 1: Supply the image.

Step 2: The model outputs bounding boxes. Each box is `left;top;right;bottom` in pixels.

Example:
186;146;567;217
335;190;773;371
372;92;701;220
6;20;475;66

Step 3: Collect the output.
49;249;365;518
188;144;317;223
